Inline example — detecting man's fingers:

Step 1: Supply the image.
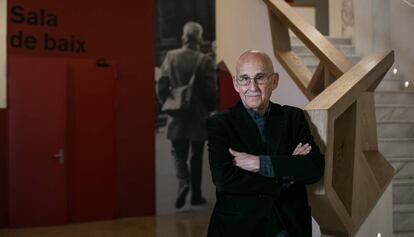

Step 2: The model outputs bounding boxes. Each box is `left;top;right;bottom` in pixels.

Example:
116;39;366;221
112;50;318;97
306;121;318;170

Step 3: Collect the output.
292;142;302;155
292;143;313;155
229;148;250;159
229;148;242;156
234;156;249;165
298;145;312;155
234;158;258;172
296;143;309;154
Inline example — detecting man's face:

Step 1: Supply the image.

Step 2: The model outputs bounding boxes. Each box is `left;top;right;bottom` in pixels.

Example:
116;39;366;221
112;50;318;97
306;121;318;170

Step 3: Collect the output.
233;55;278;112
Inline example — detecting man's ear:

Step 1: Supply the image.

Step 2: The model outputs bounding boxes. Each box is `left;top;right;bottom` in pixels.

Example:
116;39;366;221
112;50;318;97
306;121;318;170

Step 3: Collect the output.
233;76;240;93
271;73;279;90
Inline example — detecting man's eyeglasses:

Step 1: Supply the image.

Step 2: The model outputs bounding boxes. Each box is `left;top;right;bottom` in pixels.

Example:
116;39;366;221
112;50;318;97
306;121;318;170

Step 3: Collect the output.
235;73;273;86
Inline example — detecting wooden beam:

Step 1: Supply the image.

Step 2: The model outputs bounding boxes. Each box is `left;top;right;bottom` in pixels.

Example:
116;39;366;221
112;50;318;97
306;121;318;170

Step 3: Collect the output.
265;0;354;77
308;62;325;95
268;8;314;99
305;51;394;117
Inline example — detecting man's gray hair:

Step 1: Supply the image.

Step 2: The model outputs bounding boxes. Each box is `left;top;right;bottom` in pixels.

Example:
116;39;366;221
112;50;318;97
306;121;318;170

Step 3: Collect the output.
182;21;203;44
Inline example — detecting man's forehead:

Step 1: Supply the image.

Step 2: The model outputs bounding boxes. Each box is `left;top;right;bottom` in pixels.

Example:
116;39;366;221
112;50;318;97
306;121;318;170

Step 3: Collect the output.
236;57;269;75
236;51;273;74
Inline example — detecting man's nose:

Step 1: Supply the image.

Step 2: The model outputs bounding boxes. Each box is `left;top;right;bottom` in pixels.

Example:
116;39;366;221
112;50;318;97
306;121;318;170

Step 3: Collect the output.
248;79;259;91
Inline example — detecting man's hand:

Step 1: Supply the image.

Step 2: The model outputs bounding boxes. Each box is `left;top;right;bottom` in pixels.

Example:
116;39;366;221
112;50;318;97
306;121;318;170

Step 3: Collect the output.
229;148;260;173
292;142;312;155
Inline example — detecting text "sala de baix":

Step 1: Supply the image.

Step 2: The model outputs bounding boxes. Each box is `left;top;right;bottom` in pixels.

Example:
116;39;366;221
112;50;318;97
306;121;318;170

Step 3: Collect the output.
9;5;86;53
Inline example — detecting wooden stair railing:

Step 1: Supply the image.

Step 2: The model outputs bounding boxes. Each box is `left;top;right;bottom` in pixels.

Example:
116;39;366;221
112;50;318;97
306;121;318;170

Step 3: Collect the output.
263;0;395;236
305;52;395;236
265;0;354;99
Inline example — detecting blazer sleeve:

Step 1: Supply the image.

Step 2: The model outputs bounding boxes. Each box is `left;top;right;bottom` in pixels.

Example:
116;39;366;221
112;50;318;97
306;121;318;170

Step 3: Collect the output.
207;115;282;196
270;108;325;184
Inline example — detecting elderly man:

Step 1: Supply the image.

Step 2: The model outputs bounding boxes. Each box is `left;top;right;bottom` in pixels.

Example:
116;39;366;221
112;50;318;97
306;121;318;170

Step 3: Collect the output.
158;21;216;209
206;50;324;237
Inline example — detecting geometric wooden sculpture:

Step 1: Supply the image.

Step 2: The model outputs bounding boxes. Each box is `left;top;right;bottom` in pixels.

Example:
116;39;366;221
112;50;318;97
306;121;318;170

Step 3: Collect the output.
305;52;395;236
263;0;395;236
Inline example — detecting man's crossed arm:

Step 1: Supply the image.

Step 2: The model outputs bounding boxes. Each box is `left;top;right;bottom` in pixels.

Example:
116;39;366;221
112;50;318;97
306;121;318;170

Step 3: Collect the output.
230;143;312;173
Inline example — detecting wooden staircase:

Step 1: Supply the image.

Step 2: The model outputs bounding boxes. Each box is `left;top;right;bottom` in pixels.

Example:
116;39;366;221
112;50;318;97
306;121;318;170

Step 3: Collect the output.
293;36;414;236
265;0;395;235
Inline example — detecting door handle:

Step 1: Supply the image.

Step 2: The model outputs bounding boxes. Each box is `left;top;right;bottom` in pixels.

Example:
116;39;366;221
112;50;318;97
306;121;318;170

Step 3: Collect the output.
54;148;65;165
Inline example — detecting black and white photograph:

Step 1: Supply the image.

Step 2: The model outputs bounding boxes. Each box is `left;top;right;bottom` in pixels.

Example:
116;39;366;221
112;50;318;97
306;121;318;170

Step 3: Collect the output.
154;0;218;214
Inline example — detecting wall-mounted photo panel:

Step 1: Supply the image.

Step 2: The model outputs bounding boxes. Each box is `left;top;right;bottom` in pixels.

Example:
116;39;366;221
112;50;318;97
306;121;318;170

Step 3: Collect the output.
154;0;217;215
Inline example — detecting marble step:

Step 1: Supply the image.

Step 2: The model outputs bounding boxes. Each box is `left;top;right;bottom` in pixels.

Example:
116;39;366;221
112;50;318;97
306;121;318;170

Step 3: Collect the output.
394;204;414;232
377;120;414;138
378;138;414;157
292;44;355;55
393;179;414;204
375;91;414;104
388;156;414;179
307;64;317;74
376;79;402;91
291;37;352;46
394;231;414;237
376;104;414;121
305;62;401;78
297;53;361;65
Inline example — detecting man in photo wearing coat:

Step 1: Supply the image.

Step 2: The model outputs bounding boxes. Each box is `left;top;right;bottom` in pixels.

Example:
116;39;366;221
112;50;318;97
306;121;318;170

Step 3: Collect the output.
159;21;216;209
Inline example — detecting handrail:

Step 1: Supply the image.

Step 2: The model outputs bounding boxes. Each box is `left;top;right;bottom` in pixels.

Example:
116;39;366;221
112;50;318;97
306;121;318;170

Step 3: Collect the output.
265;0;354;99
402;0;414;8
264;0;395;236
307;52;394;114
304;51;394;235
266;0;353;76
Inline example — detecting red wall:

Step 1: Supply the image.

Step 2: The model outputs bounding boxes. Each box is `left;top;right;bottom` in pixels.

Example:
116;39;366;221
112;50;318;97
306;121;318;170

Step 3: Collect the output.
1;0;155;224
0;109;8;227
219;70;240;111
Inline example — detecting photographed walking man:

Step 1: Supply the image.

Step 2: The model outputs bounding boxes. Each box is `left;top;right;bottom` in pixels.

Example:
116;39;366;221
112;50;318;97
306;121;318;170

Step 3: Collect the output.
158;21;216;209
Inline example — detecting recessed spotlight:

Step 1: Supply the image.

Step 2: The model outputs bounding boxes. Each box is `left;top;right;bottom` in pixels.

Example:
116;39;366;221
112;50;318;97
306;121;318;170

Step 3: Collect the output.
393;68;398;75
404;81;410;88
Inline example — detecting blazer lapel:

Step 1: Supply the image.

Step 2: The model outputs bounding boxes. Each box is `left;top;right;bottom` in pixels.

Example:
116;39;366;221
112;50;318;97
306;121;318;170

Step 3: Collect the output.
266;102;285;156
229;101;263;155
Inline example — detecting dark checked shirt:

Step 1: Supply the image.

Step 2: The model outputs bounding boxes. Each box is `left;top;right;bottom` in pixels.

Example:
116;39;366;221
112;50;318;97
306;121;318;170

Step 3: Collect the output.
245;106;274;177
246;106;291;237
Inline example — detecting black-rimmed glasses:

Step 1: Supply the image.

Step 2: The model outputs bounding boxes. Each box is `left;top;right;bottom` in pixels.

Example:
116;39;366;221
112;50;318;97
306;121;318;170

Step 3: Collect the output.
235;73;274;86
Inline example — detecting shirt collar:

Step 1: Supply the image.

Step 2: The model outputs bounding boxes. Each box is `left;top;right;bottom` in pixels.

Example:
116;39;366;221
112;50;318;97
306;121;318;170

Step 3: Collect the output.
244;104;271;120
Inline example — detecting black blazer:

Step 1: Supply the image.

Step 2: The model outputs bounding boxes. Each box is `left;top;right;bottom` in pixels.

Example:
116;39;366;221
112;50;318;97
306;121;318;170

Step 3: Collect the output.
207;101;324;237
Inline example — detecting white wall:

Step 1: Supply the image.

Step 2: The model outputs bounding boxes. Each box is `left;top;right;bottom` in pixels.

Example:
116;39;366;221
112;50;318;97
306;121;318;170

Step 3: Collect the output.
353;0;413;84
329;0;343;37
0;0;6;108
353;0;391;56
289;6;315;37
216;0;308;108
353;0;374;55
390;0;414;85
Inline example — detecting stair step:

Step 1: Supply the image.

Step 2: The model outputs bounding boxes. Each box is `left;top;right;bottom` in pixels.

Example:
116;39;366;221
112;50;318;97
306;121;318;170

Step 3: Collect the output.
307;64;317;74
291;37;352;46
292;44;355;55
393;179;414;204
375;91;414;104
388;156;414;179
394;204;414;232
296;53;361;65
378;138;414;157
376;79;402;91
376;104;414;121
377;120;414;138
394;232;414;237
